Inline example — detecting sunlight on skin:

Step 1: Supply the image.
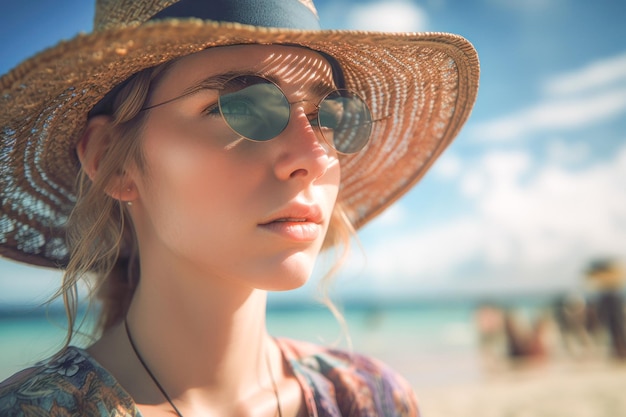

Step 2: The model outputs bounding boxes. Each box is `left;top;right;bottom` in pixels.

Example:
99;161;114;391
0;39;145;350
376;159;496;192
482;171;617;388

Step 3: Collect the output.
129;45;342;294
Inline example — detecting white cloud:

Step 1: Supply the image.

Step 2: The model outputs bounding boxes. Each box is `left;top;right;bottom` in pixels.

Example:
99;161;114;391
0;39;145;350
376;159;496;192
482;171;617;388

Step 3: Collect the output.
433;153;463;180
473;147;626;266
346;1;428;32
471;51;626;142
369;202;408;227
461;150;530;197
368;217;483;277
471;87;626;142
545;138;591;165
351;142;626;294
544;52;626;96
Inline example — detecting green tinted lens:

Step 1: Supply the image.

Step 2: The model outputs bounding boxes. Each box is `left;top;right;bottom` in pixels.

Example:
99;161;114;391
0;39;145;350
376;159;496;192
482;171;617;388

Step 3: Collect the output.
219;76;289;141
318;90;372;154
219;76;371;153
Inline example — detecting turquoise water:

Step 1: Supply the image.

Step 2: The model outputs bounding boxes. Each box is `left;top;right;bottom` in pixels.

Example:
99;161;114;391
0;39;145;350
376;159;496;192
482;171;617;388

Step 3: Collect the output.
0;303;482;388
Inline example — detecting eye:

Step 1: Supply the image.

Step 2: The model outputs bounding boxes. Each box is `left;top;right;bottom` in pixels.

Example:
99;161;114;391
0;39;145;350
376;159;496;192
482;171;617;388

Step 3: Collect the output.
317;107;341;129
316;99;343;129
219;96;255;116
203;102;220;116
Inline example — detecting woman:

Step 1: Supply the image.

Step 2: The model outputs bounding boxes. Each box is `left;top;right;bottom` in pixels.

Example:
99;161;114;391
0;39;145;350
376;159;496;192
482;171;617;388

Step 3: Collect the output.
0;0;479;415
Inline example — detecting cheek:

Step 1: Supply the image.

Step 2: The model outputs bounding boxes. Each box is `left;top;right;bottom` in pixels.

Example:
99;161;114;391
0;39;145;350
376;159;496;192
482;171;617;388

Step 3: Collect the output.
143;154;251;226
322;158;341;202
135;149;254;269
136;126;269;241
140;117;238;200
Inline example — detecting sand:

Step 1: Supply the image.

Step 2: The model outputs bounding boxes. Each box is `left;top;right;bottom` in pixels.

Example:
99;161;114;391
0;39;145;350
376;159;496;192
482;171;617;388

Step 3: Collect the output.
416;359;626;417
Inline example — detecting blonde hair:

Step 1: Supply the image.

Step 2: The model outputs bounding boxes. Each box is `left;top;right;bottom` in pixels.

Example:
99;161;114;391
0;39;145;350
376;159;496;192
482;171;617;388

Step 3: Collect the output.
58;62;356;346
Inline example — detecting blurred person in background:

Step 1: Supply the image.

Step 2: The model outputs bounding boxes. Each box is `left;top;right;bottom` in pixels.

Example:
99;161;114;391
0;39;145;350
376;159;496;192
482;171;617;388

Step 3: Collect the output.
553;292;596;358
586;259;626;360
475;302;507;370
502;308;553;364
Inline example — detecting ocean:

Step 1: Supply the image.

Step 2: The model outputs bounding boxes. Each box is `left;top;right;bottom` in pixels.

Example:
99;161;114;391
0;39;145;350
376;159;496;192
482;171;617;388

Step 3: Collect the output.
0;300;489;389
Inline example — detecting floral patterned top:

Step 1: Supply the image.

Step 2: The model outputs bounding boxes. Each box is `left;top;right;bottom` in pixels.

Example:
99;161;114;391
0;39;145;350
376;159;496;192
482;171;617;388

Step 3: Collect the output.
0;338;419;416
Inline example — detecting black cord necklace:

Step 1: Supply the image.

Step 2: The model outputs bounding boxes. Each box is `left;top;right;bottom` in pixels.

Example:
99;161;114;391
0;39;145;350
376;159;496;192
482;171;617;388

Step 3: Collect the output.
124;319;283;417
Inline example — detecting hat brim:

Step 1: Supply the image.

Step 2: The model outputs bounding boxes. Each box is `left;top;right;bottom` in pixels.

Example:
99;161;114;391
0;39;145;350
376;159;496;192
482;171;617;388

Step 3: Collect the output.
0;19;479;268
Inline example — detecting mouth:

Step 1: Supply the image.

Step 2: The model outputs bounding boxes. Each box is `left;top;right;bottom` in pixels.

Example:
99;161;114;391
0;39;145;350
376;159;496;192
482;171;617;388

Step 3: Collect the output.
259;204;323;226
259;205;324;241
271;218;309;223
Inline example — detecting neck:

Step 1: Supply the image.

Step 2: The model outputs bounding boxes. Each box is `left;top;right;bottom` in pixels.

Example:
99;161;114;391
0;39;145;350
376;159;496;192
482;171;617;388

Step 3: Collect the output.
123;263;277;414
128;276;269;386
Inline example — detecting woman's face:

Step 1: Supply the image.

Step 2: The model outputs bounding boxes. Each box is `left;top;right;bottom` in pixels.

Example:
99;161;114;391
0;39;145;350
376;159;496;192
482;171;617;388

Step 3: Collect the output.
127;45;341;291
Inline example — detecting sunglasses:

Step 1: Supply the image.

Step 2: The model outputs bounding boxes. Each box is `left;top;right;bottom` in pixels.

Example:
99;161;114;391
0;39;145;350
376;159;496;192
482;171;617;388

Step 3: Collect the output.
145;75;373;154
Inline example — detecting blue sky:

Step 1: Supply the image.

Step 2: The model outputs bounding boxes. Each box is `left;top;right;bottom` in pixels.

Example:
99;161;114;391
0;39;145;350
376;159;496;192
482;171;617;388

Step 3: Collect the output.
1;0;625;306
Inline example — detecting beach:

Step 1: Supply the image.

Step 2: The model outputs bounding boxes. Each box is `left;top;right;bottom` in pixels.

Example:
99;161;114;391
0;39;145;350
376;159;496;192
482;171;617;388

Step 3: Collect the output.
417;359;626;417
2;302;626;416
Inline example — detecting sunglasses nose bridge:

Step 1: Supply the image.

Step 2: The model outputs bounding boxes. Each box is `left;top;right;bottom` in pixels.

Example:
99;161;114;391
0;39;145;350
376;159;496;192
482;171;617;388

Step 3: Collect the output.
289;99;320;118
288;100;324;141
284;102;341;160
287;100;319;133
281;100;334;153
289;99;330;140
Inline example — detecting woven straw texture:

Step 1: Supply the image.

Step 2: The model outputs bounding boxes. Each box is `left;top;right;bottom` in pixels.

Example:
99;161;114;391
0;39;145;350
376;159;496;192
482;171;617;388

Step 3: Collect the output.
0;2;479;268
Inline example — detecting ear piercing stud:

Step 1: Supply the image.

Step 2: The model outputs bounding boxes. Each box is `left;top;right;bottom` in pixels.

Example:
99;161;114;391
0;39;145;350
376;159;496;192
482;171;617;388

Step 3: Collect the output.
126;187;133;206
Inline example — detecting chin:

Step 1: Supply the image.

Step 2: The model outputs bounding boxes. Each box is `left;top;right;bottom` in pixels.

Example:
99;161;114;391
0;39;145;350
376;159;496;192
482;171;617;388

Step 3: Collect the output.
216;241;324;292
270;275;310;292
257;252;316;292
260;266;312;292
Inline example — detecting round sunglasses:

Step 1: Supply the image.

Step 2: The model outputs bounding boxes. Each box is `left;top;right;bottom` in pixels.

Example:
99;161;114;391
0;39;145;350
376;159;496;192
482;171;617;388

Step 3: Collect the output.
145;75;373;154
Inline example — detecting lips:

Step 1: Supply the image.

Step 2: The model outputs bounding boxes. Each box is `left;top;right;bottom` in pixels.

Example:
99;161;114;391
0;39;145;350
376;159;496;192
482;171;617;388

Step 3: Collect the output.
260;203;323;225
259;204;323;241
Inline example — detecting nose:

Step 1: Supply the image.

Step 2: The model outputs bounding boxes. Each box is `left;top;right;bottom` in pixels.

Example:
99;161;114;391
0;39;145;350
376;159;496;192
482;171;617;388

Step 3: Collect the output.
272;105;332;181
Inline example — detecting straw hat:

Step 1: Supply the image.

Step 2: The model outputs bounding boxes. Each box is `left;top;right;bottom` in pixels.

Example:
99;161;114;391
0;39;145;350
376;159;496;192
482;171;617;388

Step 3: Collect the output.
0;0;479;268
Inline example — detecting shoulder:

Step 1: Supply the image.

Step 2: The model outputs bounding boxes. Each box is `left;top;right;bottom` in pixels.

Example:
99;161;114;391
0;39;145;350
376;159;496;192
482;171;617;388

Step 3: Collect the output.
277;338;419;417
0;347;136;417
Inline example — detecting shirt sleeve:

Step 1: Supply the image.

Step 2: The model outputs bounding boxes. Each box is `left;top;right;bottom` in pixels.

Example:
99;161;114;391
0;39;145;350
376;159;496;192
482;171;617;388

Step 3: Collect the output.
278;338;420;417
0;347;138;417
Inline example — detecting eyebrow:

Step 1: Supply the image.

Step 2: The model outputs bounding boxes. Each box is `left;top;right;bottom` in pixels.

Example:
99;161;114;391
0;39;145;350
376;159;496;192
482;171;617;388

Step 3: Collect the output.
183;70;335;97
180;70;248;96
142;72;237;110
144;70;337;110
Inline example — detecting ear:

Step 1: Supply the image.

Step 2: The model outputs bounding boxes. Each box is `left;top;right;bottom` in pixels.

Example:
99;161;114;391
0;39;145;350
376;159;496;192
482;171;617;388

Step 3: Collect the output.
76;115;138;202
76;115;111;180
